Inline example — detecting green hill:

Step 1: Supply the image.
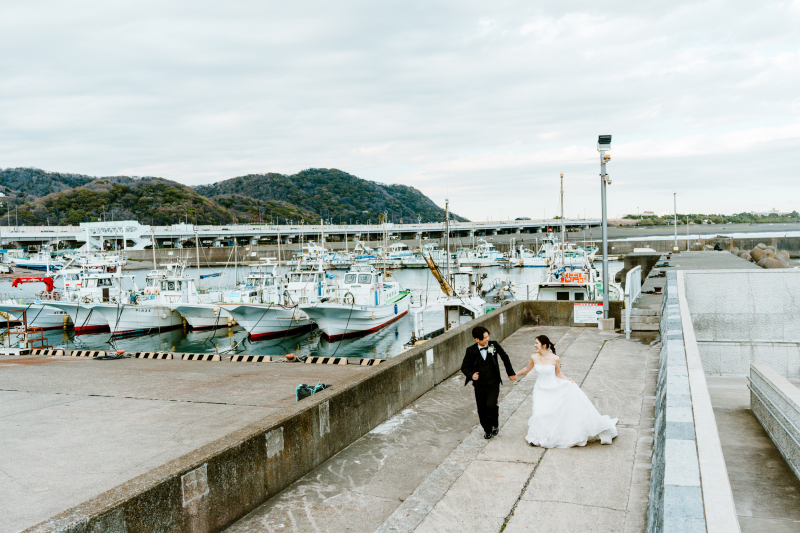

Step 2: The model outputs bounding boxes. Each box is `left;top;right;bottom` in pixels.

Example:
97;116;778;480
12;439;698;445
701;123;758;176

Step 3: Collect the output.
0;167;464;226
194;168;467;224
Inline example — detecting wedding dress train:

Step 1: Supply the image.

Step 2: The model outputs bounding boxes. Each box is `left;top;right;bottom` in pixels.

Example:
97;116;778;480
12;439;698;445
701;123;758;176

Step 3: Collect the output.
526;364;618;448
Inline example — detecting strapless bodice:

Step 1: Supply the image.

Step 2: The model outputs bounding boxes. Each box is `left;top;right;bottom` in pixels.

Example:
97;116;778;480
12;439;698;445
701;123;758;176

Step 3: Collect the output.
534;364;561;387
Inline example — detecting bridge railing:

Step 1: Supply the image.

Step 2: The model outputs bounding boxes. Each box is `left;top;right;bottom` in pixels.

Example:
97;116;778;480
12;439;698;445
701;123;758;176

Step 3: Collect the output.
624;265;642;337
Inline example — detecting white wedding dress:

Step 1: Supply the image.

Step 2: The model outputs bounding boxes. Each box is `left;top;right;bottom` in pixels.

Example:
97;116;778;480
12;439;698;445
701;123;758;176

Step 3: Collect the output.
526;364;618;448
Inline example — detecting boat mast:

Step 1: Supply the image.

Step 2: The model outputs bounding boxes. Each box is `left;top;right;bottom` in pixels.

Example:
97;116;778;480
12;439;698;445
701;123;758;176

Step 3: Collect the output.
445;198;450;282
277;227;283;280
234;236;238;285
560;174;565;268
195;229;200;289
150;227;157;270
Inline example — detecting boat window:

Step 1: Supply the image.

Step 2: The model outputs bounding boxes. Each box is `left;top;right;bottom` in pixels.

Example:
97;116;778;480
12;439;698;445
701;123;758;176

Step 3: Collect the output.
358;274;371;284
85;279;97;288
266;278;274;286
345;274;357;284
168;281;175;290
556;291;570;301
574;292;584;301
161;281;168;291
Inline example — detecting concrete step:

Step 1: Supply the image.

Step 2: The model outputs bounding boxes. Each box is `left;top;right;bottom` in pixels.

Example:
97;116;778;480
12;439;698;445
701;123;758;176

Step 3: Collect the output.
630;323;660;331
629;315;660;324
631;308;661;316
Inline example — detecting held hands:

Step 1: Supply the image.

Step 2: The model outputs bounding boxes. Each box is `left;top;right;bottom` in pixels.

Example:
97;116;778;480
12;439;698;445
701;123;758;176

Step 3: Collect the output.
509;375;517;381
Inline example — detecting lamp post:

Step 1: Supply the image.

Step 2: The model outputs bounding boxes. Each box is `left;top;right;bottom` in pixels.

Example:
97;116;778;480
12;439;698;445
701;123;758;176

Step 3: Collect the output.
597;135;612;320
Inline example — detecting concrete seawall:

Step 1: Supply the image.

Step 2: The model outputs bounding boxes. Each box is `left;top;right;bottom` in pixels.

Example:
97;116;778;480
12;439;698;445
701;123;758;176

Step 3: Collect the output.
25;300;622;533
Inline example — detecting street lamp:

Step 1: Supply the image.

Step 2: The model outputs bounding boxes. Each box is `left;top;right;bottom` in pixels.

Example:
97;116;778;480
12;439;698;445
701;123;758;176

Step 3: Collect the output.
597;135;612;321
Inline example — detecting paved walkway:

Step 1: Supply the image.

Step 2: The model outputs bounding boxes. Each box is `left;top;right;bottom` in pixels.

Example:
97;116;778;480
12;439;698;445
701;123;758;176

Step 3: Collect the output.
225;327;658;533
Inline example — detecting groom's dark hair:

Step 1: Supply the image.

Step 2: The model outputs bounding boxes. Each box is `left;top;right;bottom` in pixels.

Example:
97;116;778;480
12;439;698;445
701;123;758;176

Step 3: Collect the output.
472;326;489;340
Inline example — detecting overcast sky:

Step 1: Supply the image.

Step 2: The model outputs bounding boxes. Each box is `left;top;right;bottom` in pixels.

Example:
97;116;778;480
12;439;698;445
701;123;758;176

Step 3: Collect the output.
2;1;799;221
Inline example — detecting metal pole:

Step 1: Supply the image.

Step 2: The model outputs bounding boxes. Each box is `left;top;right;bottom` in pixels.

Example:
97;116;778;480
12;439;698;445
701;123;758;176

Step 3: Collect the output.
600;155;609;319
560;174;565;268
674;192;677;248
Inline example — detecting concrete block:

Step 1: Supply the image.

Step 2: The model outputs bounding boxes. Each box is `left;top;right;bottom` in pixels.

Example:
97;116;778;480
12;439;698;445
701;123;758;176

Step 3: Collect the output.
663;517;706;533
663;485;704;518
598;317;615;331
664;440;701;487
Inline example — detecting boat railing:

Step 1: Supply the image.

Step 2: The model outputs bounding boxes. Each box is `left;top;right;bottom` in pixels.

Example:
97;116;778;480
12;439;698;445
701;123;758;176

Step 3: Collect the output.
624;266;642;338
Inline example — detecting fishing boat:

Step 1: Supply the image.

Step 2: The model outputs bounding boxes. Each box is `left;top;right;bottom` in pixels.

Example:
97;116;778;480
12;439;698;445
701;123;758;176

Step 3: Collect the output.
300;264;411;340
86;263;214;337
41;267;138;333
222;261;334;340
10;250;66;272
0;275;73;330
172;259;282;330
456;238;504;267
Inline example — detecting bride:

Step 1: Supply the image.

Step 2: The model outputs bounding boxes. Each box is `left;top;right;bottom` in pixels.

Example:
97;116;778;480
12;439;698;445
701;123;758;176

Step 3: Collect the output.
514;335;618;448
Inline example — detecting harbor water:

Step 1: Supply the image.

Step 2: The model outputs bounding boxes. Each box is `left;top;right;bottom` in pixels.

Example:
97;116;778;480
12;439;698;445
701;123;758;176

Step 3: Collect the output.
0;262;623;360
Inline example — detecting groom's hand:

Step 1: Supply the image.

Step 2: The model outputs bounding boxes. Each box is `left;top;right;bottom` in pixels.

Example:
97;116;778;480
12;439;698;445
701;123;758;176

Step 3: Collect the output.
509;375;517;381
472;372;479;381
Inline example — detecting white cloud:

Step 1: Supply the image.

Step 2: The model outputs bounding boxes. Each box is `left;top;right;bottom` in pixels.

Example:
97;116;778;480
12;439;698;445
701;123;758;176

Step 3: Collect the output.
0;0;798;220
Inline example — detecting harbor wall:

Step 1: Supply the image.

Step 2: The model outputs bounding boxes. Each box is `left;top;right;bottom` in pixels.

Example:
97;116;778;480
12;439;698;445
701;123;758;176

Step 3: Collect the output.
749;364;800;483
683;270;800;377
25;300;621;533
647;271;741;533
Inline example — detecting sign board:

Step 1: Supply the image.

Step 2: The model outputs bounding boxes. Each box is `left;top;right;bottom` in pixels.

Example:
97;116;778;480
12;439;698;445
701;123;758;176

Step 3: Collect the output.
560;272;585;284
574;303;602;324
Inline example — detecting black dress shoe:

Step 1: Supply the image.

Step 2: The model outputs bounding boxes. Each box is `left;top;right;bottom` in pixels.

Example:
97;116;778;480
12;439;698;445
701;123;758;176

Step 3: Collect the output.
491;426;499;436
484;432;492;439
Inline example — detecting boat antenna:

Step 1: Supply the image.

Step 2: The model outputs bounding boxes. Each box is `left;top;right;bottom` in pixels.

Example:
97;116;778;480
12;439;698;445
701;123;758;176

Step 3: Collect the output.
560;174;565;269
445;198;450;283
195;228;201;289
150;227;157;270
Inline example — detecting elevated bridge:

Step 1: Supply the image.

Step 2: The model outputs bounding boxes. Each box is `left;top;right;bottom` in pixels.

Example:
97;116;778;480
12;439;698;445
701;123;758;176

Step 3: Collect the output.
0;219;600;251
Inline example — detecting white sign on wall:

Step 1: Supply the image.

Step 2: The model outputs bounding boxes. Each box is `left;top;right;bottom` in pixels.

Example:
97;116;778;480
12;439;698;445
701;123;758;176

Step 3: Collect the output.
574;303;603;324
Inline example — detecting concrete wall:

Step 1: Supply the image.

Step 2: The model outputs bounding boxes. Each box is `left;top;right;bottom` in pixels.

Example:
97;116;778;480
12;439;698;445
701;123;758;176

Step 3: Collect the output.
647;272;706;533
684;270;800;377
750;364;800;483
523;299;623;329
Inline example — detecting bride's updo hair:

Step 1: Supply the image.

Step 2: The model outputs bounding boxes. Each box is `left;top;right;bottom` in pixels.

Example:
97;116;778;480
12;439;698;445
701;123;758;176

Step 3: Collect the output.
536;335;556;355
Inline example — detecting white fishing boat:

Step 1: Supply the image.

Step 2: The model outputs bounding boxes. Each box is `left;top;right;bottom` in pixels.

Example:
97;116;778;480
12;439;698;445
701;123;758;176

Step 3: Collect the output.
173;260;281;330
456;238;504;267
300;264;411;340
223;262;334;340
42;267;138;333
86;263;212;336
10;250;66;272
0;276;72;330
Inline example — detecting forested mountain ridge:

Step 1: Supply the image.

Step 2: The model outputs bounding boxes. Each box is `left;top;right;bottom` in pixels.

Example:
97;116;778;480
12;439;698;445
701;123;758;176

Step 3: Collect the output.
194;168;467;224
0;167;464;226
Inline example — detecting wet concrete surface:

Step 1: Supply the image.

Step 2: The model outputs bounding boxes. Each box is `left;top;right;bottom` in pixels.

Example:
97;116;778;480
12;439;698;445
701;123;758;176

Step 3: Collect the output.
707;376;800;532
225;327;658;533
0;353;371;533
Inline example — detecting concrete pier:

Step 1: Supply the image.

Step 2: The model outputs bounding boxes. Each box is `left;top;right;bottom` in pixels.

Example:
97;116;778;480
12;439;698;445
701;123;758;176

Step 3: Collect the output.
224;327;658;533
0;354;373;532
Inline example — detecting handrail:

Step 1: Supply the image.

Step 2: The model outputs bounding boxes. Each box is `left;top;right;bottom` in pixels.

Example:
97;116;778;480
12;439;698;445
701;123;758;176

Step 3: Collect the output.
623;265;642;337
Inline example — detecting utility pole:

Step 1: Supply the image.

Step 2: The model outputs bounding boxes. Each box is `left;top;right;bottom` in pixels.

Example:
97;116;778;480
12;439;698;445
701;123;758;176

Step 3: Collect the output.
674;193;678;248
195;230;201;288
560;174;565;268
597;135;612;320
445;199;451;282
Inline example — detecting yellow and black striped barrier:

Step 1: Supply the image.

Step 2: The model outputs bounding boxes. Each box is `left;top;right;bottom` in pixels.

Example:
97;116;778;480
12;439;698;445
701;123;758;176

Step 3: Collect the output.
132;352;173;360
181;353;221;362
230;355;272;363
69;350;107;358
304;356;348;365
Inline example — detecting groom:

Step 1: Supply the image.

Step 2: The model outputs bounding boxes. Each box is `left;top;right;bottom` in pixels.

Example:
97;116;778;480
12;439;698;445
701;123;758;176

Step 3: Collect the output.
461;326;516;439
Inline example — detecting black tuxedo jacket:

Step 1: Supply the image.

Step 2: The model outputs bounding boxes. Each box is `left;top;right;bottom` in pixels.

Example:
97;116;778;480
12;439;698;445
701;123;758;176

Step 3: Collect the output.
461;340;515;387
